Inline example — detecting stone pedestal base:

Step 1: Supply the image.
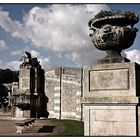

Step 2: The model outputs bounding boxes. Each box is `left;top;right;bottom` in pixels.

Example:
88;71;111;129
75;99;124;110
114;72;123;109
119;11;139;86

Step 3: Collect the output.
83;62;140;136
83;104;139;136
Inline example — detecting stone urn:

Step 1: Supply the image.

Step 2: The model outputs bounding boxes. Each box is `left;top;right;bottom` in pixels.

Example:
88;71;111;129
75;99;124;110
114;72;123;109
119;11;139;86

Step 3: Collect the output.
89;11;139;63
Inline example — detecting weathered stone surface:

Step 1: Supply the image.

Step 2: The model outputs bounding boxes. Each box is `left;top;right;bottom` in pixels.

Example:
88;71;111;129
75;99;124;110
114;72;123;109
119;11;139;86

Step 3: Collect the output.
19;69;31;94
83;96;139;104
83;105;137;136
90;121;136;136
88;12;139;61
89;25;138;55
89;69;129;90
83;62;140;136
83;62;140;99
98;56;130;64
12;52;47;119
93;109;135;122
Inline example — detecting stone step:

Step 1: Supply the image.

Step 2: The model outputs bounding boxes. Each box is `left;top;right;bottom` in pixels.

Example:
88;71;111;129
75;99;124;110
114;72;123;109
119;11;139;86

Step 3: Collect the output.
22;119;57;134
19;118;61;136
23;126;42;133
24;127;41;131
23;130;40;133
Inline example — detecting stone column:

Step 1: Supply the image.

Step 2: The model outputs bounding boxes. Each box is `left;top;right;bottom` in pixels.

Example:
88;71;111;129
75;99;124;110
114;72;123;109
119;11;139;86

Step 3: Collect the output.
82;62;140;136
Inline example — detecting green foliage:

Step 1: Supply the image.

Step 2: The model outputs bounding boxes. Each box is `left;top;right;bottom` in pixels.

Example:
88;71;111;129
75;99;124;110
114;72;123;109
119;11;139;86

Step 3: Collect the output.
124;11;136;19
94;10;121;19
94;10;137;20
0;69;18;83
57;119;84;136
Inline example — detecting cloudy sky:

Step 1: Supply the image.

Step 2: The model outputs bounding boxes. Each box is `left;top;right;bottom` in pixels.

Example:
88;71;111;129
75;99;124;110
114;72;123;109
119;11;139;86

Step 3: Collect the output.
0;4;140;70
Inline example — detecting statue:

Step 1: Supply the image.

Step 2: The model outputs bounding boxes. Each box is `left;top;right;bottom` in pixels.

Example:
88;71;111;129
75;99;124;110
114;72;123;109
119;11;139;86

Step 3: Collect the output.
25;51;31;60
20;51;41;68
89;10;139;63
30;58;41;68
20;52;31;68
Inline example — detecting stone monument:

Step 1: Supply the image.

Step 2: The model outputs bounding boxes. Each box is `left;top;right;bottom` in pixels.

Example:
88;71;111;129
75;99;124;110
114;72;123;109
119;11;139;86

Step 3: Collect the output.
14;52;48;119
82;10;140;136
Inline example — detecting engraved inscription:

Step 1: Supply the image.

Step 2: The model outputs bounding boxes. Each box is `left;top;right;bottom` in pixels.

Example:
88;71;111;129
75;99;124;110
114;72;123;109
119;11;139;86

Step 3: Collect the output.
89;69;129;90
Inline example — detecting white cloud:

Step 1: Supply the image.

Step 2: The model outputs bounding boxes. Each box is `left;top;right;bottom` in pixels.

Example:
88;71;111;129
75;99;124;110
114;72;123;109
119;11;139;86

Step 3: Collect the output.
0;60;20;70
125;49;140;64
0;4;109;67
7;60;21;70
30;50;40;58
0;40;7;49
10;50;22;56
30;50;50;68
85;4;109;14
38;57;51;69
0;11;19;34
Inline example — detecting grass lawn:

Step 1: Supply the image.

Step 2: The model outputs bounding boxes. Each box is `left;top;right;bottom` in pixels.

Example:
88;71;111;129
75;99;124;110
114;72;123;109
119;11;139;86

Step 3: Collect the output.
56;119;84;136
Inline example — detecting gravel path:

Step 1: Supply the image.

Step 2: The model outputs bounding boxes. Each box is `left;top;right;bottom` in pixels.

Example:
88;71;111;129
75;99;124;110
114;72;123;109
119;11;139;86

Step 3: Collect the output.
0;119;17;136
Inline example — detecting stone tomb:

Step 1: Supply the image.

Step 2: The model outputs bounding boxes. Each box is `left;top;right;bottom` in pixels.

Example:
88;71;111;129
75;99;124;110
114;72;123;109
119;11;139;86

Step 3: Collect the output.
82;62;140;136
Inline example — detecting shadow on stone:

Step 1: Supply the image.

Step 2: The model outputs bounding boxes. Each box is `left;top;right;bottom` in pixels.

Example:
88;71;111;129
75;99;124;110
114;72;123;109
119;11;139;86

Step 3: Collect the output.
38;125;55;133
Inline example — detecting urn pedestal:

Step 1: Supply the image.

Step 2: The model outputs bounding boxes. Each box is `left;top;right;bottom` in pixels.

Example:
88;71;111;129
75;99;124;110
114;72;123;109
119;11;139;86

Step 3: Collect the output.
82;62;140;136
83;11;140;136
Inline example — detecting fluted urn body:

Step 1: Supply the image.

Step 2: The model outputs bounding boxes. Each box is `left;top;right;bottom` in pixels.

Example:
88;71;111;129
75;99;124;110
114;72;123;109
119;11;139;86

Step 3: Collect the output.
89;11;139;62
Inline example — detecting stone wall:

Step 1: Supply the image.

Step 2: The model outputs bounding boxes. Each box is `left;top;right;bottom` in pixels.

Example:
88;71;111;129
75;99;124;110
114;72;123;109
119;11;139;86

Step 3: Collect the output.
45;74;60;118
45;67;83;120
61;77;81;119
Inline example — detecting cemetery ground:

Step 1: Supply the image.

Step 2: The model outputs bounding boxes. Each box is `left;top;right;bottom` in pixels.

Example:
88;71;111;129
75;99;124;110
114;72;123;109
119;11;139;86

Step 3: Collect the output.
0;118;84;136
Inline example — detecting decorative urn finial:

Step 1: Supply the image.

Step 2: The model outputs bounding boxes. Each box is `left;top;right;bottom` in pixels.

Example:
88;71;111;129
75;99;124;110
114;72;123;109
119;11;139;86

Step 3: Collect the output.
89;10;139;63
